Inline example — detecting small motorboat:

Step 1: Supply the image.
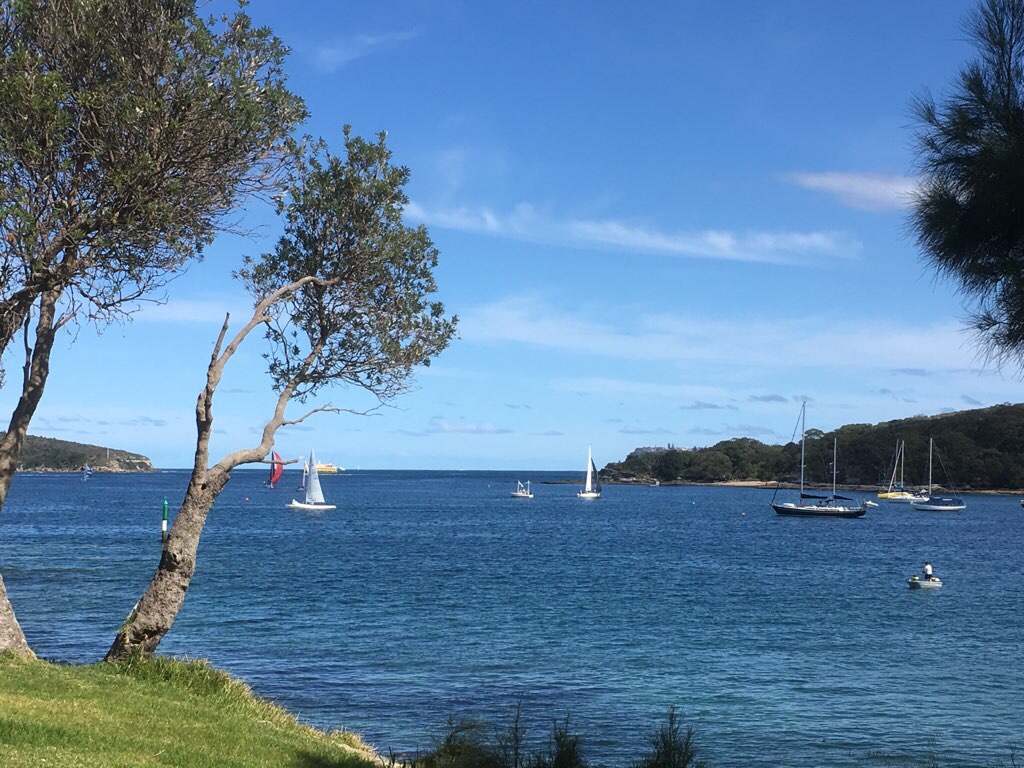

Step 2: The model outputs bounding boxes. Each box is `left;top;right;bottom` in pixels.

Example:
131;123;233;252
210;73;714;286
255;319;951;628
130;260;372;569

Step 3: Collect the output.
511;480;534;499
908;575;943;589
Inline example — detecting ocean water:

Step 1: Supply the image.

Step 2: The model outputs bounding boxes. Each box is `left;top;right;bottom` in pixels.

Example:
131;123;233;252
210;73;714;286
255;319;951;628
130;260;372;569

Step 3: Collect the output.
2;469;1021;767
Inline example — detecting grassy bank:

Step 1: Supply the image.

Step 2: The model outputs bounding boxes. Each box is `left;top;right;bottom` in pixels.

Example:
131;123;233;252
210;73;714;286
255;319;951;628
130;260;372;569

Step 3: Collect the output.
0;653;380;768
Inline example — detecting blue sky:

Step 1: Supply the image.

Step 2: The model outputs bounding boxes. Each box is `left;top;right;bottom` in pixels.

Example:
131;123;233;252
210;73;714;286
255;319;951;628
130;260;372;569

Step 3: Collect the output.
4;0;1020;471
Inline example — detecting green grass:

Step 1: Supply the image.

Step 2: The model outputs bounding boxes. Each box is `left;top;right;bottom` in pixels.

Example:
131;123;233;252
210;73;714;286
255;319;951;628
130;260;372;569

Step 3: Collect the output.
0;652;380;768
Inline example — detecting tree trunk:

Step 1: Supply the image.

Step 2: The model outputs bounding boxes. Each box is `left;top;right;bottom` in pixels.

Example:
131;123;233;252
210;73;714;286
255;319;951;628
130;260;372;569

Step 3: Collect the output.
0;576;33;656
105;469;229;659
0;288;61;655
105;300;310;661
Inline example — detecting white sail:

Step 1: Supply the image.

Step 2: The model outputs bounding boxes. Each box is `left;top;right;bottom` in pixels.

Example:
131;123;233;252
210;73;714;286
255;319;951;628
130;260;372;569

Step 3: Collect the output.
578;446;601;498
306;450;326;505
287;449;336;510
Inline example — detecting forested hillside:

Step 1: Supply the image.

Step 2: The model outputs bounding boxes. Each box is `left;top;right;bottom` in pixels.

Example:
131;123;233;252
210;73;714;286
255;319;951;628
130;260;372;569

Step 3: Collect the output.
11;434;152;472
604;403;1024;490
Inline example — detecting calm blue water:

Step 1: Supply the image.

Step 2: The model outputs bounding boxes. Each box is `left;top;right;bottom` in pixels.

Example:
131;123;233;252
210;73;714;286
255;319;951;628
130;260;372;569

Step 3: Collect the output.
2;470;1021;767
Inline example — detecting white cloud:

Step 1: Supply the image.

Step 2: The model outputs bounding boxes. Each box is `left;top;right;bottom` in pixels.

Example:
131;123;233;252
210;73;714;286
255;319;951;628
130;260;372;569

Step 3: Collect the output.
136;299;242;325
787;172;918;212
428;418;512;435
313;31;419;72
460;295;979;371
405;202;859;265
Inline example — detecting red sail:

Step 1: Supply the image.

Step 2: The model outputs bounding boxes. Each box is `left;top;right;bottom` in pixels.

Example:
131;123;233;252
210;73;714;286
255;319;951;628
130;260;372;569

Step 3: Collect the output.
269;451;284;487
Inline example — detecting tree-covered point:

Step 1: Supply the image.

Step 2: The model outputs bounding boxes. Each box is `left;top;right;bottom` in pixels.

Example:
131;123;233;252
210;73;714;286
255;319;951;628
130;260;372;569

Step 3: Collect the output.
8;434;151;472
603;403;1024;490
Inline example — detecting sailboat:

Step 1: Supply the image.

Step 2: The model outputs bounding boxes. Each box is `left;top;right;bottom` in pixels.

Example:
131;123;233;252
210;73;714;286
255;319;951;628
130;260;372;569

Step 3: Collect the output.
511;480;534;499
288;450;336;511
770;403;876;518
910;438;966;511
297;456;309;492
877;440;922;502
267;451;284;489
82;463;92;481
577;447;601;499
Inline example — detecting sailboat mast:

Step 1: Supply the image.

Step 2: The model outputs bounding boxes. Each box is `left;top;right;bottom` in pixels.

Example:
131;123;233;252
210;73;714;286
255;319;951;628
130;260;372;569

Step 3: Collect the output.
832;437;838;497
899;440;905;488
799;402;806;497
928;437;934;493
585;446;593;492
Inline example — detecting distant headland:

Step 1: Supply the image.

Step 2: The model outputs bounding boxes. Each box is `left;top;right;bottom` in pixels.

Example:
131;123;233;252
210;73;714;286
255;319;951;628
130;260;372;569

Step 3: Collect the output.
603;402;1024;492
9;434;152;473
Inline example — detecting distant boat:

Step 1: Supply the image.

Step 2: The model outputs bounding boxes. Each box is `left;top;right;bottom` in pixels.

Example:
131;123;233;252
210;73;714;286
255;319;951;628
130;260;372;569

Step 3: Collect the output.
316;462;343;474
82;464;92;481
877;440;923;502
288;450;336;511
910;438;966;512
577;447;601;499
511;480;534;499
267;451;283;489
908;574;943;589
298;456;309;492
770;403;875;518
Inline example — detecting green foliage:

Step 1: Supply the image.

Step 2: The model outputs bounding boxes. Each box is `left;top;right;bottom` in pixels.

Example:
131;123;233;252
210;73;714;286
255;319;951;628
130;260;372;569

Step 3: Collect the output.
531;717;588;768
397;710;713;768
909;0;1024;365
407;720;505;768
605;403;1024;489
108;655;237;697
632;708;707;768
0;653;378;768
0;0;305;352
238;127;457;404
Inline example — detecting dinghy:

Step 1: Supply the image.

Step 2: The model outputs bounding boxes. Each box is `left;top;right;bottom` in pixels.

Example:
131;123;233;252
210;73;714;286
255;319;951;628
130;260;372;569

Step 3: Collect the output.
908;575;943;589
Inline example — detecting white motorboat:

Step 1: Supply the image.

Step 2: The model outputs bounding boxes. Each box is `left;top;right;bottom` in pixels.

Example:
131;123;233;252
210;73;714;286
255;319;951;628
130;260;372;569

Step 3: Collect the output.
288;449;337;511
511;480;534;499
908;575;943;589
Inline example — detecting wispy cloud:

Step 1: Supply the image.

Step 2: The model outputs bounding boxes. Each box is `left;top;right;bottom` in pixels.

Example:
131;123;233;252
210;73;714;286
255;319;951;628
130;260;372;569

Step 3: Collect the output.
787;172;918;212
620;426;675;435
405;201;859;265
312;31;419;72
749;394;788;403
462;295;975;371
427;418;512;435
961;395;983;406
137;299;240;325
680;401;738;411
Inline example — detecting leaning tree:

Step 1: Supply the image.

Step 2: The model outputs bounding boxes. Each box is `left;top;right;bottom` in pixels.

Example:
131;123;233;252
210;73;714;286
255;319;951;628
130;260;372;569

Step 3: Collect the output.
106;127;457;660
0;0;304;655
910;0;1024;366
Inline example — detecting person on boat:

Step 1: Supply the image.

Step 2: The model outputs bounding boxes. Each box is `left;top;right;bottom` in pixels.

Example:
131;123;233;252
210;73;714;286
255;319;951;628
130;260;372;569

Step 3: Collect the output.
923;561;934;581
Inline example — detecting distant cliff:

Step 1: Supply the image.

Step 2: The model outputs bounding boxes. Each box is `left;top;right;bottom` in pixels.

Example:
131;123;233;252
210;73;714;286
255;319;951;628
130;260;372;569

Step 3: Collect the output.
604;403;1024;491
10;434;153;472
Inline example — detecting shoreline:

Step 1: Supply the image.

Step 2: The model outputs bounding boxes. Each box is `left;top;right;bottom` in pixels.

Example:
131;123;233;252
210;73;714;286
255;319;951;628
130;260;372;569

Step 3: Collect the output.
601;477;1024;495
